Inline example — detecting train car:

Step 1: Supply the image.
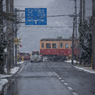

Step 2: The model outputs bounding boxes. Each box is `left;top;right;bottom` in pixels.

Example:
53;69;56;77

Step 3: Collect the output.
40;37;79;61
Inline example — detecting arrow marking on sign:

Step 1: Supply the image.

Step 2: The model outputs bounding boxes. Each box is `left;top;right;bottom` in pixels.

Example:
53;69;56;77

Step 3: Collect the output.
34;20;38;24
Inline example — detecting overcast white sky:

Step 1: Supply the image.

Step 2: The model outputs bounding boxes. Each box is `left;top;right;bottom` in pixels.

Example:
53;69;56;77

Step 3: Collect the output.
14;0;92;53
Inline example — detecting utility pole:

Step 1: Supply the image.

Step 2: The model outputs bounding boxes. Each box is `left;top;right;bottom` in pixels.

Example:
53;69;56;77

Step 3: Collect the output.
74;0;77;38
71;0;77;64
83;0;85;23
79;0;83;65
92;0;95;70
10;0;14;68
6;0;12;74
80;0;83;24
72;17;75;65
6;0;10;74
14;8;17;66
0;0;4;74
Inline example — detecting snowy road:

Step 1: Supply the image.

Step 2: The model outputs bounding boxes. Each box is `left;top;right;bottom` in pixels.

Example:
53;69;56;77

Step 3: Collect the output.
15;61;72;95
3;61;95;95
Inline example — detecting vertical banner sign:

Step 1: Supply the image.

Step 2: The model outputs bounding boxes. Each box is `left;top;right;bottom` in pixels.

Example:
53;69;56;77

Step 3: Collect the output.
25;8;47;25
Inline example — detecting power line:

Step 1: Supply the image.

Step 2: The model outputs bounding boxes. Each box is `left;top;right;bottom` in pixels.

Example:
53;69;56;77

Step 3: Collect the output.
19;25;74;28
20;14;76;18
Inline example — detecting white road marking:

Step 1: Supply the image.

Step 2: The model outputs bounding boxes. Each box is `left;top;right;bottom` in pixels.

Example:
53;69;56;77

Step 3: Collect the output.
54;73;57;76
59;77;61;79
61;80;65;82
64;83;68;85
17;64;25;75
68;87;73;90
73;92;78;95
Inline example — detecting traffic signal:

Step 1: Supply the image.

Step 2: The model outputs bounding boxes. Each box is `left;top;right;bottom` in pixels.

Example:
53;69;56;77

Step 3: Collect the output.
20;45;22;47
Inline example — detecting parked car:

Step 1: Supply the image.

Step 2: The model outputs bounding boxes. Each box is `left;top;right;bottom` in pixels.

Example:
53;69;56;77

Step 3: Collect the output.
18;52;30;60
30;50;42;62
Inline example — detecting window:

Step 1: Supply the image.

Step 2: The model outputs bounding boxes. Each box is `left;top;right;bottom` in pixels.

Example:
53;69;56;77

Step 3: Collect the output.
46;43;51;48
32;51;39;55
65;43;69;49
52;43;57;48
42;43;44;48
60;43;63;47
19;53;30;56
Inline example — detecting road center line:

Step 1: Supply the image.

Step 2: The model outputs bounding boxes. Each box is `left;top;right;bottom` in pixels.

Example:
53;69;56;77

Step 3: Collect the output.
73;92;78;95
61;80;65;82
64;83;68;85
68;87;73;90
59;77;62;79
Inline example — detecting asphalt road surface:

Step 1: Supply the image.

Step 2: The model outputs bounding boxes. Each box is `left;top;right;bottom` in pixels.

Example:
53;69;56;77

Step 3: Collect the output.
4;61;95;95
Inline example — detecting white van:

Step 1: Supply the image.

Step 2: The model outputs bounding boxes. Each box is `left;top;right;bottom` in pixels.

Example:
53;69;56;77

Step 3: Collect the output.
30;51;42;62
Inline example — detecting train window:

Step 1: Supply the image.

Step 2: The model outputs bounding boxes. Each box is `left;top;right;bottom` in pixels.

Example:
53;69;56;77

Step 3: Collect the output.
46;43;51;48
60;43;63;47
65;43;69;49
52;43;57;48
42;43;44;48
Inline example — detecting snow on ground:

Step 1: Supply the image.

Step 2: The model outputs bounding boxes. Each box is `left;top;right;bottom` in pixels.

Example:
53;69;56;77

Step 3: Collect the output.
17;61;24;64
65;60;79;64
65;60;95;74
74;66;95;74
43;57;48;62
0;61;24;92
10;67;19;74
0;79;8;91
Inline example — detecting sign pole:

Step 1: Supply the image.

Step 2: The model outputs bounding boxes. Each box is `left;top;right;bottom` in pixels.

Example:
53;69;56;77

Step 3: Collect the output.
14;8;17;66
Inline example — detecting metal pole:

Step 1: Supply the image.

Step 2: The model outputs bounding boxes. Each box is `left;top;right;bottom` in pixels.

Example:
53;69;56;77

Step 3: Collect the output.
72;17;75;65
14;8;17;66
83;0;85;23
0;0;4;74
74;0;77;38
79;0;83;65
80;0;83;24
6;0;11;74
10;0;14;68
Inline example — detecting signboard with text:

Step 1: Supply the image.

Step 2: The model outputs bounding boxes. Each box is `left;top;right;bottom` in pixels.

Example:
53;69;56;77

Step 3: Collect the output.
25;8;47;25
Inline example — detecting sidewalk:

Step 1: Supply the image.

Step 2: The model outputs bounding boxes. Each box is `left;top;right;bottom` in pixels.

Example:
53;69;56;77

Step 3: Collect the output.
65;60;95;74
0;61;24;94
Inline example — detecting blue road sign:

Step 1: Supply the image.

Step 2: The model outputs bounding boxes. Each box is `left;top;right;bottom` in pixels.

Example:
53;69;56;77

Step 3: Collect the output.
25;8;47;25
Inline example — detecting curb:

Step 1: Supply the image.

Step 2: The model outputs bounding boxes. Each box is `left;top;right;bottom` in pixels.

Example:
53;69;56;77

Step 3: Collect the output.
74;66;95;74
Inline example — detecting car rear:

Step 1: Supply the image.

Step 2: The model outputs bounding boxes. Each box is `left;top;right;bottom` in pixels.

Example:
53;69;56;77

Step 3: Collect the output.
30;51;42;62
19;52;30;60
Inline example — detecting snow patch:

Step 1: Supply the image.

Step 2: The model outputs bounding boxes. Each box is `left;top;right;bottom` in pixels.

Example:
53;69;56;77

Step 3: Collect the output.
0;61;24;92
65;60;79;63
0;79;8;92
17;61;24;64
74;66;95;74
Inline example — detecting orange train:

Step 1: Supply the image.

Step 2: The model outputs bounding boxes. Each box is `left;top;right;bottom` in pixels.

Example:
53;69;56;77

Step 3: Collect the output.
40;37;79;60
